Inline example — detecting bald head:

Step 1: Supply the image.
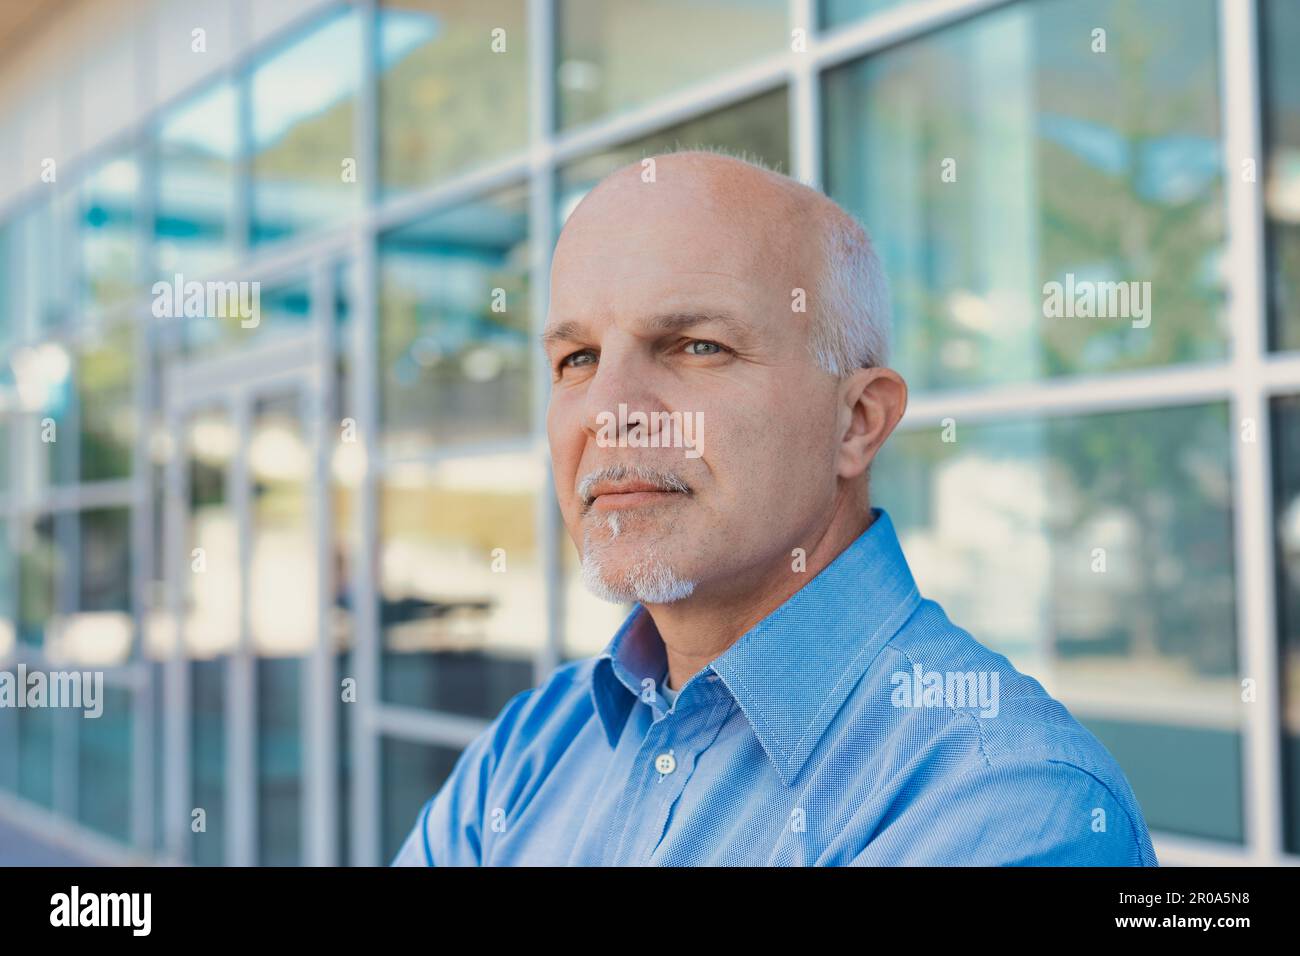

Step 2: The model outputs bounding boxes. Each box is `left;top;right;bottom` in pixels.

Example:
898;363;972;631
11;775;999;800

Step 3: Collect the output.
555;149;890;376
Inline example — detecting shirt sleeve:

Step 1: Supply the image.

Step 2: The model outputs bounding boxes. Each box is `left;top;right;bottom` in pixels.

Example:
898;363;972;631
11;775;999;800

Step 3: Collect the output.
389;687;535;867
848;754;1156;866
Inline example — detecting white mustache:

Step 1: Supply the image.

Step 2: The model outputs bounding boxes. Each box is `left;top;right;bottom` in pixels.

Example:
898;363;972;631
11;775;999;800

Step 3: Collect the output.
577;462;692;510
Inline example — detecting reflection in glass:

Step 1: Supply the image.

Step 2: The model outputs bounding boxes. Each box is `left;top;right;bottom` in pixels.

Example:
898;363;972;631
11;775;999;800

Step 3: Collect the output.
17;706;54;808
183;280;311;357
379;186;531;459
0;520;13;661
185;408;235;866
380;452;542;717
191;657;225;865
823;0;1225;391
250;9;362;244
185;409;238;658
56;508;133;668
12;339;77;487
14;200;67;334
251;392;312;865
556;88;791;227
873;403;1239;841
78;685;132;841
382;736;460;863
81;152;140;311
250;392;316;657
78;324;135;483
1262;0;1300;351
156;83;239;277
556;0;786;129
16;514;60;648
819;0;910;31
1269;395;1300;853
378;0;528;193
0;219;16;347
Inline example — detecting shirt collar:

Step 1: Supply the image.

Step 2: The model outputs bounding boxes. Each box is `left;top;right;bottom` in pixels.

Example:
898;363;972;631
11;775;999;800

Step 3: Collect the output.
590;507;922;786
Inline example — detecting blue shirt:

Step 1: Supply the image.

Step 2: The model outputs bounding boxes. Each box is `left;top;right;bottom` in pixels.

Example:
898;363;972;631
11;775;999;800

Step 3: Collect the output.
391;507;1158;866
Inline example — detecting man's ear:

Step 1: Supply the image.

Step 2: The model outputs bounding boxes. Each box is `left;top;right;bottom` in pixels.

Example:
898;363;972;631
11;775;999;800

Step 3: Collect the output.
836;367;907;481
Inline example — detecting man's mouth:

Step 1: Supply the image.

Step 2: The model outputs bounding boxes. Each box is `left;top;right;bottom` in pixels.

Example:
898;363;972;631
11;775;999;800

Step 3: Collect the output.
583;479;689;513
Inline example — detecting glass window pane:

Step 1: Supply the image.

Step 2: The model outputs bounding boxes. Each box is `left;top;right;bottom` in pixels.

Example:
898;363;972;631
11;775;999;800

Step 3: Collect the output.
182;279;310;357
80;152;140;311
250;9;362;244
16;514;60;649
250;392;315;657
379;0;528;193
17;706;54;808
382;737;462;863
379;452;542;717
78;685;132;842
60;507;133;668
250;392;311;864
0;519;13;657
0;219;17;348
872;402;1240;841
823;0;1226;391
15;199;70;335
185;408;239;658
191;657;225;865
379;186;531;459
820;0;910;32
78;323;135;483
9;340;76;487
258;657;302;865
557;87;792;225
1269;395;1300;853
556;0;786;129
156;83;239;277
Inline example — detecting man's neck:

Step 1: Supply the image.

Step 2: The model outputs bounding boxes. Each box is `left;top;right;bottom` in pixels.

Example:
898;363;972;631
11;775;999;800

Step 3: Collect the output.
645;503;876;691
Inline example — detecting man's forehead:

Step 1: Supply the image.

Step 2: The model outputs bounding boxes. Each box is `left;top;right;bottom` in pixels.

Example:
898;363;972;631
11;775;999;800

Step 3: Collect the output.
540;308;761;348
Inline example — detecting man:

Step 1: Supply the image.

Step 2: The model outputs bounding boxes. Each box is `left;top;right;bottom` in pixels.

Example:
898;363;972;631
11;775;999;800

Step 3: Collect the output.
392;149;1157;866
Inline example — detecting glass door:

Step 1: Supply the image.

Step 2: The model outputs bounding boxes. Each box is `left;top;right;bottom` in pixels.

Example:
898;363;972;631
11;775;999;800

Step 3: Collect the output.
162;270;331;866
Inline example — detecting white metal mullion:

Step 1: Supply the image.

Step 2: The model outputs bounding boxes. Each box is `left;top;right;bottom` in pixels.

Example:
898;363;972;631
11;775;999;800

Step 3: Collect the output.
306;264;337;867
529;0;561;684
130;5;159;857
900;362;1235;428
1221;0;1283;865
371;705;489;752
228;394;256;867
162;402;189;863
791;0;820;187
351;0;382;868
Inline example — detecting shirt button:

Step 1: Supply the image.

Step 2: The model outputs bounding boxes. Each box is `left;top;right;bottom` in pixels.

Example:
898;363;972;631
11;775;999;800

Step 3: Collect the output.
654;751;677;775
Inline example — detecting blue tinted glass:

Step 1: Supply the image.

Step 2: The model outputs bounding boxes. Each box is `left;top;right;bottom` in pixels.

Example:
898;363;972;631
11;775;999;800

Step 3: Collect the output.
250;10;362;244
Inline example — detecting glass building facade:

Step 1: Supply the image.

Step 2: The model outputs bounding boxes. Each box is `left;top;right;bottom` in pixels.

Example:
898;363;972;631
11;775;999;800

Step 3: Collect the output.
0;0;1295;865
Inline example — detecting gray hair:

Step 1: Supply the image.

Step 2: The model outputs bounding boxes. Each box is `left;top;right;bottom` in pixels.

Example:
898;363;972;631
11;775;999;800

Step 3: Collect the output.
648;144;892;377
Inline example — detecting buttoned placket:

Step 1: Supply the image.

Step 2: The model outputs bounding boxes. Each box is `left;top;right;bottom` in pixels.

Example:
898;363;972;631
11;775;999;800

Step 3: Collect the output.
601;674;733;865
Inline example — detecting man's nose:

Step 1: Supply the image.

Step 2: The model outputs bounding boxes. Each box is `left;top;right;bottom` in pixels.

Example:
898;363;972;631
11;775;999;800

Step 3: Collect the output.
580;346;665;441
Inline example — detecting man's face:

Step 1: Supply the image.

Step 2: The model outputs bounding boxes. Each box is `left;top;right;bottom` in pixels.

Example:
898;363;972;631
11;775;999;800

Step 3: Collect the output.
543;159;844;605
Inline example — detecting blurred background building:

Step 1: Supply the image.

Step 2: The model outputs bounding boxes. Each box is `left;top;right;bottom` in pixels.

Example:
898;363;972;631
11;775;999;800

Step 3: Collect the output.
0;0;1295;866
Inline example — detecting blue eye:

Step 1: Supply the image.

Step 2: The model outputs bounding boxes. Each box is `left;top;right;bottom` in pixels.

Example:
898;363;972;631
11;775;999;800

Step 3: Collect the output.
560;349;596;369
685;340;724;355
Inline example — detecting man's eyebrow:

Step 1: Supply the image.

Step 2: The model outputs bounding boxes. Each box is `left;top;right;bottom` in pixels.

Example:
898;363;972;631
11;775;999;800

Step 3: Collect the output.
539;311;752;349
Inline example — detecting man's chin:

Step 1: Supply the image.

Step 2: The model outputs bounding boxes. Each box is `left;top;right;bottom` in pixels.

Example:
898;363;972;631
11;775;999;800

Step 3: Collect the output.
579;549;697;606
